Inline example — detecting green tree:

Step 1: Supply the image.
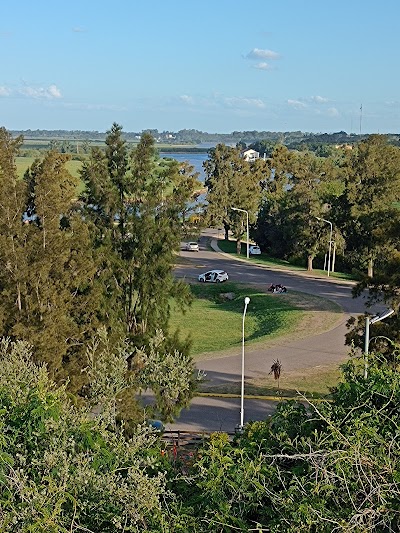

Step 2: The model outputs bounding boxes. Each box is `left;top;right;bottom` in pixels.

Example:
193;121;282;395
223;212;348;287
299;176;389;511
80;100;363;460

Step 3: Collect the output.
0;134;103;392
81;127;195;348
172;350;400;531
204;143;264;253
334;135;400;277
0;128;27;331
254;146;336;269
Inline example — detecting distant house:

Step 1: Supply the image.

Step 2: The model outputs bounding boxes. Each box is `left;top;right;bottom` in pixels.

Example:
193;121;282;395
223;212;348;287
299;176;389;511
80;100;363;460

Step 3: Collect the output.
240;148;259;162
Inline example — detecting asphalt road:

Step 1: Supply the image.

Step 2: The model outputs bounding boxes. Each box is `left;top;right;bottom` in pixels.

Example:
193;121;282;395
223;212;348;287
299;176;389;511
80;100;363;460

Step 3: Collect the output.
164;229;370;433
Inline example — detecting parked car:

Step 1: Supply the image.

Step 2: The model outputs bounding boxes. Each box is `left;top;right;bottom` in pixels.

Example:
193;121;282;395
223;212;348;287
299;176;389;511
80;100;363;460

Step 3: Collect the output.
249;245;261;255
198;269;229;283
186;241;199;252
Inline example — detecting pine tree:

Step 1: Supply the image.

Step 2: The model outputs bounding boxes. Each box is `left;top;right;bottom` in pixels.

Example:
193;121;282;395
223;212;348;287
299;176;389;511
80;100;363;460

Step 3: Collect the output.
0;138;101;391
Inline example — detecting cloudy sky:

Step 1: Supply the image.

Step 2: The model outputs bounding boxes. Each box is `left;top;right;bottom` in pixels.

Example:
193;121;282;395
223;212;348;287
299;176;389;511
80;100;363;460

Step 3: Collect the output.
1;0;399;134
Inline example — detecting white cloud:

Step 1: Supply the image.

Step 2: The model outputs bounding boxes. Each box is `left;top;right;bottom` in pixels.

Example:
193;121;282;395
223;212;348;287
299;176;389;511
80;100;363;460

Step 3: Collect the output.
384;100;399;107
253;62;271;71
287;99;307;109
327;107;339;117
224;96;265;109
311;95;329;103
62;102;127;111
47;84;61;98
246;48;280;60
0;86;11;96
179;94;194;104
19;84;62;99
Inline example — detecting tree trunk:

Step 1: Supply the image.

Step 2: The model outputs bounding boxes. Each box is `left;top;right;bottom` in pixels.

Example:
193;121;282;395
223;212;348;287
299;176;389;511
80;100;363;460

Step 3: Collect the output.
236;239;241;255
307;255;313;271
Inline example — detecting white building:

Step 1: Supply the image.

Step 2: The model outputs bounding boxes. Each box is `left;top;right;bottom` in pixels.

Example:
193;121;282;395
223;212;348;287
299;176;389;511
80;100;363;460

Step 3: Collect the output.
240;148;259;162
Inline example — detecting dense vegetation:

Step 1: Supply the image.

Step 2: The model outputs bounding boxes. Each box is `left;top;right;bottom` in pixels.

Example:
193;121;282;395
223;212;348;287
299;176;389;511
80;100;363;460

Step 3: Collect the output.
0;124;201;422
1;337;399;531
203;136;400;352
2;124;400;530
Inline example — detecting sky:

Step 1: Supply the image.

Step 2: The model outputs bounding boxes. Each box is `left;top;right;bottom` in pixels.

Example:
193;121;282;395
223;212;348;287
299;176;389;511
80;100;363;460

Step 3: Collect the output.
1;0;400;134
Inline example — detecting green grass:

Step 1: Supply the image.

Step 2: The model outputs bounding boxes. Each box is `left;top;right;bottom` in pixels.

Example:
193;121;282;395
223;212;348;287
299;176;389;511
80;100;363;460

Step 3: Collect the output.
169;282;304;356
217;238;355;281
15;157;85;194
16;156;84;179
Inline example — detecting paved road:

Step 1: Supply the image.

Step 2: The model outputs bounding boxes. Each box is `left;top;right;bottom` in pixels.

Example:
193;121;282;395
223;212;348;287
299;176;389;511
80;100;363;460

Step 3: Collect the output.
165;230;370;433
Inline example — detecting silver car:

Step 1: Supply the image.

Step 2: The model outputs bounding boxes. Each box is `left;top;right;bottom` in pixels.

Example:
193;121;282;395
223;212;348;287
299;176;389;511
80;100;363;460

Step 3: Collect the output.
198;270;229;283
186;241;199;252
249;245;261;255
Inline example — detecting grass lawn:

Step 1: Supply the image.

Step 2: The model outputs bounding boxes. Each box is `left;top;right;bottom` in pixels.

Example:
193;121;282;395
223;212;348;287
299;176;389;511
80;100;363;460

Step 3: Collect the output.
217;238;355;281
16;156;83;179
16;157;86;194
170;281;305;357
170;280;345;397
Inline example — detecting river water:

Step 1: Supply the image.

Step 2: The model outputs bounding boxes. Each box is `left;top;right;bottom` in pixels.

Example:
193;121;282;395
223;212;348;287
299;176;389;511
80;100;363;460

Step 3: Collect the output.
159;152;208;183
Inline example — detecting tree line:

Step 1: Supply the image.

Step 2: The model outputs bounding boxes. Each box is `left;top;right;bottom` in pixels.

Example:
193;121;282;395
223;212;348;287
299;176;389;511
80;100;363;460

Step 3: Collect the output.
204;135;400;352
0;123;202;422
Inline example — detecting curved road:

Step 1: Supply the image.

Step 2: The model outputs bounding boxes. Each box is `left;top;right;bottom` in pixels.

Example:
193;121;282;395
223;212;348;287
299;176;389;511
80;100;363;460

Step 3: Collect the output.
165;230;370;433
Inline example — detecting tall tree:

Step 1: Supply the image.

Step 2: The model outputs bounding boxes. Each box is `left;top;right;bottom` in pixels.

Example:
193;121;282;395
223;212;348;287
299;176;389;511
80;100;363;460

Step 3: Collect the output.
80;126;195;349
0;128;27;330
204;143;264;253
334;135;400;277
0;136;101;391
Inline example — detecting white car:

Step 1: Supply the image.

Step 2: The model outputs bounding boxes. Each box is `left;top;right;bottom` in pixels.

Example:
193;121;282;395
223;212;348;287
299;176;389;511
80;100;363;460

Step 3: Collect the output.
198;270;229;283
249;245;261;255
186;241;199;252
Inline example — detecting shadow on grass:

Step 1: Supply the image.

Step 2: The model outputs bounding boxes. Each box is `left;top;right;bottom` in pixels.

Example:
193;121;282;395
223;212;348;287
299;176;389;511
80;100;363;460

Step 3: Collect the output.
188;281;303;345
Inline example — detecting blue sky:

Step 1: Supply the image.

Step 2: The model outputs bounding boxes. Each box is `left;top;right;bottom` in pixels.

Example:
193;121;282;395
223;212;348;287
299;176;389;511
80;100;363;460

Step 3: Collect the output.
1;0;399;134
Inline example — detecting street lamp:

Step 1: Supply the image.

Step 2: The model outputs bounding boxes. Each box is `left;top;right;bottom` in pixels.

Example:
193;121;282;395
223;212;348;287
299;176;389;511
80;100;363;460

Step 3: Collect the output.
239;296;250;430
232;207;249;259
316;216;333;277
364;308;394;378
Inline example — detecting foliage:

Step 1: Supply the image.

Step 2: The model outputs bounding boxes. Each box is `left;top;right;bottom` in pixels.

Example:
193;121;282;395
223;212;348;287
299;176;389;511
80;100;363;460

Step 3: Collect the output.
332;135;400;277
204;143;264;251
0;338;172;532
80;125;195;350
0;130;102;392
0;125;197;419
171;352;400;531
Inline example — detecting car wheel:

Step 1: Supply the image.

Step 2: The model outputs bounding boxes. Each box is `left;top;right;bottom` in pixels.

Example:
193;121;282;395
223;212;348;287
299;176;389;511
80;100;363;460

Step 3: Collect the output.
199;278;205;282
216;279;221;283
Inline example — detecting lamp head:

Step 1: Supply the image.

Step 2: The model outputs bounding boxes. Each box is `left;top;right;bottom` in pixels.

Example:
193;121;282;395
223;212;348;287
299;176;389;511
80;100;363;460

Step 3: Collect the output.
244;297;250;305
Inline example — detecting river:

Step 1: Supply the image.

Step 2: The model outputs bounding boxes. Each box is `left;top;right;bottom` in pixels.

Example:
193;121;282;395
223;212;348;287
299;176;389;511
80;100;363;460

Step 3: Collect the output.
159;152;208;183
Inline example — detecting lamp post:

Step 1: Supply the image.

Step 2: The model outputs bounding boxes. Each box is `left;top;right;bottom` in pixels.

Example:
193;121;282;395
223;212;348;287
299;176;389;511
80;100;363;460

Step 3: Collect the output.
316;216;333;277
364;308;394;378
239;296;250;430
232;207;249;259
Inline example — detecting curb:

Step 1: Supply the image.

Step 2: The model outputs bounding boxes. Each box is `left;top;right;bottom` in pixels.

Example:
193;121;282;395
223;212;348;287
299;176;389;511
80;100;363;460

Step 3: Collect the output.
197;392;332;403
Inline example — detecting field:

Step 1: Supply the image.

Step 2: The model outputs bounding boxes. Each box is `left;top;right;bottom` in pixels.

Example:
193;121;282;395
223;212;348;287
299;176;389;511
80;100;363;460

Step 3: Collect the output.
15;156;84;180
